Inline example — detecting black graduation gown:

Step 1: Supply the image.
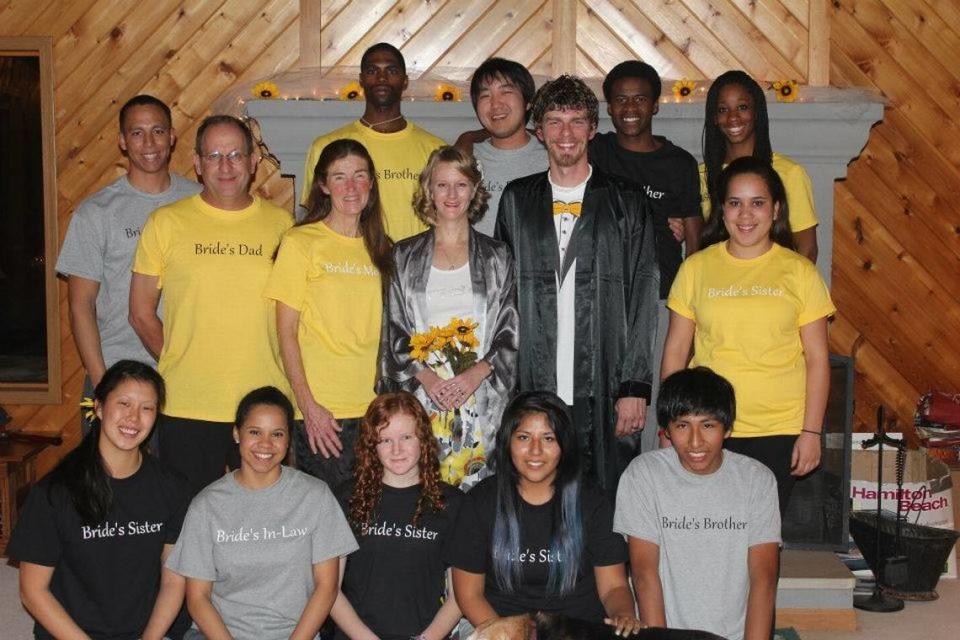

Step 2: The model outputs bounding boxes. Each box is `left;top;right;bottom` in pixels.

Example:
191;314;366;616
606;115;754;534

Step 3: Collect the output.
494;168;659;492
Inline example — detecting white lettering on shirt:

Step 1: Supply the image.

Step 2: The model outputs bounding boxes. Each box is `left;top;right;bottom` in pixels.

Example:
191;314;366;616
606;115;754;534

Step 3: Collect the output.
706;284;784;298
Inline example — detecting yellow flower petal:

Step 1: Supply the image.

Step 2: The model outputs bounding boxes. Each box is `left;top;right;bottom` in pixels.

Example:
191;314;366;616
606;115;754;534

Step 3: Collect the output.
252;81;279;99
434;84;461;102
338;81;364;101
772;79;799;103
672;79;696;101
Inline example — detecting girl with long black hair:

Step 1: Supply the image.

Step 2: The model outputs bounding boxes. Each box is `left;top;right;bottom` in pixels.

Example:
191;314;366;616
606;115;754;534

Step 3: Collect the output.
700;70;819;262
444;391;641;635
9;360;191;640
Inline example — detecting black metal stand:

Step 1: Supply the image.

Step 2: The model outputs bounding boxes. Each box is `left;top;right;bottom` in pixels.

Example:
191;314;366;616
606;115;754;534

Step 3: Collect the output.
854;406;904;612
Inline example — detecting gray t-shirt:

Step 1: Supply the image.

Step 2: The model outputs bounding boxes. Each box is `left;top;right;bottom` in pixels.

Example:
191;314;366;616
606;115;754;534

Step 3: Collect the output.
55;174;201;368
166;467;358;639
614;449;781;640
472;135;548;237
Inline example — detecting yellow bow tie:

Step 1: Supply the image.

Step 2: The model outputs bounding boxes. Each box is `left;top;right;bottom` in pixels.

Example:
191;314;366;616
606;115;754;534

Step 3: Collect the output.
553;201;582;217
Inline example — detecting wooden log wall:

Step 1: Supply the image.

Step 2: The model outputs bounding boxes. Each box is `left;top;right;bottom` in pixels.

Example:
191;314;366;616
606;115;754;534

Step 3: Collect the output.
1;0;956;475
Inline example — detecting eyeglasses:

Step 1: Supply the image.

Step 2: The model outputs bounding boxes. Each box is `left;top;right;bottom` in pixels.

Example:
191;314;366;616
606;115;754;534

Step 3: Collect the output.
199;150;249;164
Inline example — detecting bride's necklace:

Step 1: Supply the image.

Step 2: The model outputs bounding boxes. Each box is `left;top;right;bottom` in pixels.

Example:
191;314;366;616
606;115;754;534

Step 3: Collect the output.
435;240;466;270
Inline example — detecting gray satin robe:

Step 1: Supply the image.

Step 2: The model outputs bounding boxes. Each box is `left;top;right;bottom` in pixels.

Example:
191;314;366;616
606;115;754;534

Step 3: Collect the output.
377;228;519;484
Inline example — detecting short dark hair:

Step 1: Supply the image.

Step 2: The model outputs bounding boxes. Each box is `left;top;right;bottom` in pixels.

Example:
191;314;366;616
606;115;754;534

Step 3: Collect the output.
360;42;406;74
602;60;662;102
469;57;537;121
700;155;794;251
657;367;736;432
119;95;172;131
194;114;254;156
235;386;295;434
530;75;599;129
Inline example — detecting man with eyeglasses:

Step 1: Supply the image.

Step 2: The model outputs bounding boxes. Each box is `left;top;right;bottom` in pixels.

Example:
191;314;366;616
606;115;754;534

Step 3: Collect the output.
130;115;293;494
56;95;200;429
300;42;444;240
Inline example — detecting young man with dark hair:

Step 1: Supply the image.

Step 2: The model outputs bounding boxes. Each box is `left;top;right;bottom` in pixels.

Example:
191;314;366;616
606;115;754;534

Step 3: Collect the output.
495;75;658;495
57;95;200;396
460;57;548;236
130;115;292;494
590;60;703;456
301;42;444;241
614;367;780;640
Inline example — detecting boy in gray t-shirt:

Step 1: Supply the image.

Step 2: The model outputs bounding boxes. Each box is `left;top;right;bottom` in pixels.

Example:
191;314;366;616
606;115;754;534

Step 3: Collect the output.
614;367;780;640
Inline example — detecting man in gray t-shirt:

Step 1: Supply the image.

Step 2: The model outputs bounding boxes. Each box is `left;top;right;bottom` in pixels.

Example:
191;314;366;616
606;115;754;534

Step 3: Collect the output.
614;368;781;640
456;58;548;237
56;95;200;387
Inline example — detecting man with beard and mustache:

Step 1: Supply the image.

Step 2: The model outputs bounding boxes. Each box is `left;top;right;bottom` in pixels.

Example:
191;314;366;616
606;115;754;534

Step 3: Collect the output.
494;76;659;495
301;43;444;241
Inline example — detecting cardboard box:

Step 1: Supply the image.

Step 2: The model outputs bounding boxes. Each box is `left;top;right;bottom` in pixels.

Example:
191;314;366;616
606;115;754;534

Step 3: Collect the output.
850;446;956;578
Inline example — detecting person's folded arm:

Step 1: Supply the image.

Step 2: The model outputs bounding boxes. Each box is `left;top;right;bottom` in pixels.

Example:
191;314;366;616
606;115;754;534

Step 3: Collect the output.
627;536;666;628
67;275;107;385
129;273;164;360
451;567;497;627
744;543;779;640
185;577;232;640
141;544;185;640
19;562;91;640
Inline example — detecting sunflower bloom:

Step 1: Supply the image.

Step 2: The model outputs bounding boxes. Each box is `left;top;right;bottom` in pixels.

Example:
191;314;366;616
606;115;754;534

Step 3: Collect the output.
338;81;364;101
672;78;696;101
434;84;461;102
252;81;279;99
772;79;799;103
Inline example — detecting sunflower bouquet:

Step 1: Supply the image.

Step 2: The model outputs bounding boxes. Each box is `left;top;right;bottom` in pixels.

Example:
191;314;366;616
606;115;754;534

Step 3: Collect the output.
409;317;480;375
410;318;480;452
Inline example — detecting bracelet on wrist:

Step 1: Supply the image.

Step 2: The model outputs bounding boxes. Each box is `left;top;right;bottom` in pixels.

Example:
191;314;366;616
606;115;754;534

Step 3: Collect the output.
801;428;823;436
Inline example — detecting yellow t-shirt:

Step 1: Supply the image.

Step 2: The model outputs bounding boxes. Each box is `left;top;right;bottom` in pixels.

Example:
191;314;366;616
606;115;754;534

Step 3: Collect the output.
301;120;445;241
667;242;835;437
698;152;818;231
132;195;293;422
263;222;382;419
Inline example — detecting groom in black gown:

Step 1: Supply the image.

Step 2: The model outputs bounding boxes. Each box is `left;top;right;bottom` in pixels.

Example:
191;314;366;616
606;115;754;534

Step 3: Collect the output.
494;75;659;495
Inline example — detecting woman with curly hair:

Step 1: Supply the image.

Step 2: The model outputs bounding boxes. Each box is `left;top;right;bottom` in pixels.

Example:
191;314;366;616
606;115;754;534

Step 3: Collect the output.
699;70;818;262
379;145;519;491
330;392;464;640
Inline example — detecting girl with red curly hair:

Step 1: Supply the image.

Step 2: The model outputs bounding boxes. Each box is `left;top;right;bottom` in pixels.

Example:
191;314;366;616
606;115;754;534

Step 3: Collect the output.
330;392;464;639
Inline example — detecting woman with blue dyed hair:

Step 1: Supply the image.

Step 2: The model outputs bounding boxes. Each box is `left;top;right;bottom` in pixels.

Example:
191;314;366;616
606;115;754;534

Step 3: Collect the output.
444;391;642;635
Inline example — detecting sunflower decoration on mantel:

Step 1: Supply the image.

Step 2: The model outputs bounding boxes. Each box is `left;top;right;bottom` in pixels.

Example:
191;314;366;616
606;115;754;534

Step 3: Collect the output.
338;81;364;101
672;78;696;101
434;83;461;102
772;79;799;103
252;81;279;99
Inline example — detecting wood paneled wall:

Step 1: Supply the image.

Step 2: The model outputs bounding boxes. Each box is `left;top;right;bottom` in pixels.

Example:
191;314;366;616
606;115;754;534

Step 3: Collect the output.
1;0;956;474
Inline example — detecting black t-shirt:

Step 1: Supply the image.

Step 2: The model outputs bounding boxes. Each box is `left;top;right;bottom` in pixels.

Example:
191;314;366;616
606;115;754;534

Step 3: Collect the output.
589;132;702;298
443;476;626;623
7;454;191;640
335;481;464;640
